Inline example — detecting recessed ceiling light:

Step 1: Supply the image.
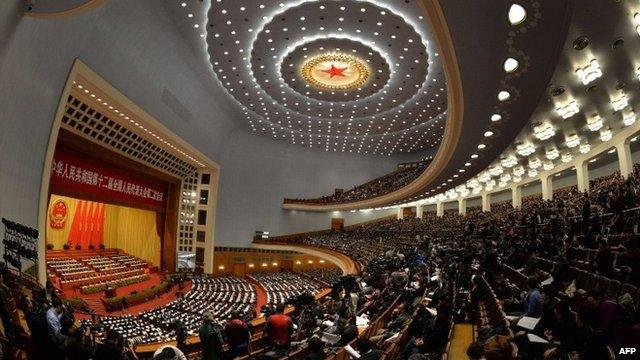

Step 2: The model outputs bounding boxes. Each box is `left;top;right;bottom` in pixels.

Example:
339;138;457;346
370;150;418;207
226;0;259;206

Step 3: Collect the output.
484;130;494;137
498;91;511;101
477;143;486;149
491;114;502;122
508;3;527;25
504;58;519;73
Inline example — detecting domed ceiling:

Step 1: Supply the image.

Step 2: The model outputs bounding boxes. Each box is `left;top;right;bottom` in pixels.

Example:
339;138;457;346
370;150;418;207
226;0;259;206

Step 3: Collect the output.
204;0;447;155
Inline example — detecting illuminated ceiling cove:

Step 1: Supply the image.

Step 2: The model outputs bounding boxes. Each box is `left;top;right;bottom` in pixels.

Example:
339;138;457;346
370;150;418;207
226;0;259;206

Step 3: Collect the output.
204;0;447;155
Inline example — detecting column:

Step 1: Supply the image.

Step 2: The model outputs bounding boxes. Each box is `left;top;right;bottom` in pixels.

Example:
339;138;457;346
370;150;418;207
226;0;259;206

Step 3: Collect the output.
458;198;467;216
436;202;444;217
396;207;404;220
416;205;424;219
481;192;490;212
616;139;633;179
576;159;589;192
541;173;553;200
511;185;522;208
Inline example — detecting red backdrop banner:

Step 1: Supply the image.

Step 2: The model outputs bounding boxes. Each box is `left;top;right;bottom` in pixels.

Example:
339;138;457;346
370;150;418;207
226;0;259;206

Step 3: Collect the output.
51;148;167;208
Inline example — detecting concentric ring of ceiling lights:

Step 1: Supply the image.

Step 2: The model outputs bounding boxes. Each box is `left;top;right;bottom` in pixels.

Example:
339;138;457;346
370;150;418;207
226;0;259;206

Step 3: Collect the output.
206;0;446;155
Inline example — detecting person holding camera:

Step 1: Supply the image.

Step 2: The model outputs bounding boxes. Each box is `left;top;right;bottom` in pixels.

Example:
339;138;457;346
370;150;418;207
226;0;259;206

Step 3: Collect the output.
199;312;224;360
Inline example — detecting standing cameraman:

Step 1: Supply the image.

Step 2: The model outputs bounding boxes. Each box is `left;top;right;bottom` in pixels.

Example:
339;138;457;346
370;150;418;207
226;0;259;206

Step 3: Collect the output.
46;298;66;359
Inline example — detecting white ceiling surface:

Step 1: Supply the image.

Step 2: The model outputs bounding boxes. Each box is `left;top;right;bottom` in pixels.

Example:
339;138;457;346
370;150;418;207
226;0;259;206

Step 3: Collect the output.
169;0;447;156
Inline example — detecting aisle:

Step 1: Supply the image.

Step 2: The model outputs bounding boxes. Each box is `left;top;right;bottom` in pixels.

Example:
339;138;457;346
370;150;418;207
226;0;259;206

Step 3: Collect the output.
447;323;474;359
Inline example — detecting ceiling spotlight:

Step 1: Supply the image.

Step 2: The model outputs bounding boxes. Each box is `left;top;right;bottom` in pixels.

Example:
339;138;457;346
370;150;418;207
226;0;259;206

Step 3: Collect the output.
600;128;612;142
501;156;518;168
498;91;511;101
555;100;579;119
513;166;525;177
561;153;573;163
516;143;535;156
533;123;554;140
528;157;542;169
478;143;486;149
579;143;591;154
528;169;538;178
612;93;629;111
484;130;494;137
471;154;479;159
491;114;502;122
545;148;559;160
566;135;580;148
575;59;602;85
504;58;519;73
508;3;527;25
489;165;504;176
586;115;603;132
543;161;554;171
623;111;636;126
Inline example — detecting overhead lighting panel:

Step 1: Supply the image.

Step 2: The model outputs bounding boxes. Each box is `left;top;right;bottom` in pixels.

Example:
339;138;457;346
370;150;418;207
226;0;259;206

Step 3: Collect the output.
586;115;603;132
612;93;629;111
533;123;555;140
556;100;579;119
623;111;636;126
579;143;591;154
566;134;580;148
575;59;602;85
516;143;536;156
545;148;559;160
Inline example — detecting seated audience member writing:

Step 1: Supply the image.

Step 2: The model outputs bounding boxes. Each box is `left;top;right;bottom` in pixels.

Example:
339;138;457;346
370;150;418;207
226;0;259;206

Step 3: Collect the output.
153;345;187;360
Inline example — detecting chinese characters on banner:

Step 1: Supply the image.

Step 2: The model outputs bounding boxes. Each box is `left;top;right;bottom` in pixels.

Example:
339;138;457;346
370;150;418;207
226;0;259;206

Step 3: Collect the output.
50;148;167;208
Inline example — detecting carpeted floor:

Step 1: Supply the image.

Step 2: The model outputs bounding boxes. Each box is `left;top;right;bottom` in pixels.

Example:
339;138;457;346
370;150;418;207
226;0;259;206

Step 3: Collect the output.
72;274;192;319
246;276;268;317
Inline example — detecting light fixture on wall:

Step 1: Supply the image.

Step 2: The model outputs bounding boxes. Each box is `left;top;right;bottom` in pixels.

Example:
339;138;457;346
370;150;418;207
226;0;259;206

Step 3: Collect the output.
575;59;602;85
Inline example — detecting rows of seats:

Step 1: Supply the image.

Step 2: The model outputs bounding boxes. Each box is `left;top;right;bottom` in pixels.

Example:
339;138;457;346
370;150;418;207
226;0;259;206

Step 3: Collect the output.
251;272;322;305
299;268;342;285
82;315;171;345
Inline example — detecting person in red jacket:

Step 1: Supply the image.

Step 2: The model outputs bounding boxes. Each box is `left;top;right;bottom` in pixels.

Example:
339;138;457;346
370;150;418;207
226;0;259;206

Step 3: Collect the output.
264;303;294;349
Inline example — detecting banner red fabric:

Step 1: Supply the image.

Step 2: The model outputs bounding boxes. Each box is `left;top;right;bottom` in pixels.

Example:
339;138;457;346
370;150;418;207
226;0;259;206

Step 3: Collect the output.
51;148;167;208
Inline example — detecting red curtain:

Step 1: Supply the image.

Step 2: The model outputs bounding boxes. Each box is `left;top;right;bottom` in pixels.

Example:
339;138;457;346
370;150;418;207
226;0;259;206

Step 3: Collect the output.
67;200;106;249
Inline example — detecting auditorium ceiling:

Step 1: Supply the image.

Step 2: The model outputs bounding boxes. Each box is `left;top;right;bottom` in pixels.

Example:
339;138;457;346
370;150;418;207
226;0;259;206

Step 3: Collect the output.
169;0;447;156
164;0;577;210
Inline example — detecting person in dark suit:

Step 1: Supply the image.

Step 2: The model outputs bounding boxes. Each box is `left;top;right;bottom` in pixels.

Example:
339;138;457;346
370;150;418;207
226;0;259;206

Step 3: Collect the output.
354;338;381;360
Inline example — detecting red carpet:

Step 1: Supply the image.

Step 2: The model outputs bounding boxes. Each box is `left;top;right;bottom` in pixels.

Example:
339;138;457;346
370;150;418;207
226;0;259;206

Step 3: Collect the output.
246;275;268;317
72;274;192;319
